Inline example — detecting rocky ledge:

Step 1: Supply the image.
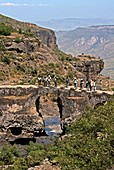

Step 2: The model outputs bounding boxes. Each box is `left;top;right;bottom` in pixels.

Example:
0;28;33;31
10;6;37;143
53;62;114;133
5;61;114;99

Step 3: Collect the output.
0;85;113;144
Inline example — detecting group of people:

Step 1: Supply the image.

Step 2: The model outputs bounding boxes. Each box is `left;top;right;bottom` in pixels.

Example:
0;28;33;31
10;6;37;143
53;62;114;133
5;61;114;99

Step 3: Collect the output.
85;79;96;91
37;75;57;87
65;77;96;91
37;75;97;91
74;78;96;91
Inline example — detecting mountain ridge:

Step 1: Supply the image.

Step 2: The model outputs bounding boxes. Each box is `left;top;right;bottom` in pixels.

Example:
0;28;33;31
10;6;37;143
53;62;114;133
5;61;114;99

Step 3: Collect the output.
56;25;114;79
36;18;114;31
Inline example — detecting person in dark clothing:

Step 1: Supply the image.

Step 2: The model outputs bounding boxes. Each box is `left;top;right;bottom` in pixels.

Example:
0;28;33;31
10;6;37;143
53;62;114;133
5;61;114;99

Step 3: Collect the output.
54;76;57;87
74;78;78;89
66;76;70;88
80;79;84;90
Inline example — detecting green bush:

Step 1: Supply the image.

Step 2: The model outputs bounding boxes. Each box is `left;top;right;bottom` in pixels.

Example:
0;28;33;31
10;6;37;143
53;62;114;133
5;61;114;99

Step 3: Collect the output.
23;31;34;37
54;48;68;61
57;100;114;170
15;64;25;72
14;37;21;43
26;142;46;167
1;56;10;64
0;23;13;36
0;144;19;165
0;43;5;51
48;63;55;69
13;158;28;170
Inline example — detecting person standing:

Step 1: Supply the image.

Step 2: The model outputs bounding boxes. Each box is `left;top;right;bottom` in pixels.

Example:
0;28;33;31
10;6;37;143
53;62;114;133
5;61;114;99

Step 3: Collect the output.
54;76;57;87
37;76;41;86
43;76;47;87
66;76;70;88
80;79;84;90
74;78;78;89
89;79;92;91
86;80;89;89
47;75;51;87
93;79;96;91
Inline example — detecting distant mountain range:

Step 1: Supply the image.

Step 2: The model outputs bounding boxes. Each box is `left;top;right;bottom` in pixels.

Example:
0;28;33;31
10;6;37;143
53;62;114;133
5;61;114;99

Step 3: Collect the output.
56;25;114;79
35;18;114;31
35;18;114;79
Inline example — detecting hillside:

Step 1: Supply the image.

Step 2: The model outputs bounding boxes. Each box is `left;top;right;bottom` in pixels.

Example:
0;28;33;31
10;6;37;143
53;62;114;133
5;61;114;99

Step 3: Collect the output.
0;14;114;90
56;26;114;79
0;14;75;85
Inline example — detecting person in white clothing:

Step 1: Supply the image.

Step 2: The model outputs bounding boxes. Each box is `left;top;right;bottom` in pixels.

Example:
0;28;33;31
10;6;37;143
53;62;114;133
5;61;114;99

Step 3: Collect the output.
74;78;78;89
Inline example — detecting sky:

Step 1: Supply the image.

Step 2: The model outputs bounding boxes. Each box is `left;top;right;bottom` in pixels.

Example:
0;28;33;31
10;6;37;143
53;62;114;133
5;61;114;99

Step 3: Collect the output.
0;0;114;22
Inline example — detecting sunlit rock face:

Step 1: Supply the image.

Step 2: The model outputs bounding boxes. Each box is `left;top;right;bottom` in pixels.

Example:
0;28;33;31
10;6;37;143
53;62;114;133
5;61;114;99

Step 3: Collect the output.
0;85;44;144
71;55;104;80
0;85;113;144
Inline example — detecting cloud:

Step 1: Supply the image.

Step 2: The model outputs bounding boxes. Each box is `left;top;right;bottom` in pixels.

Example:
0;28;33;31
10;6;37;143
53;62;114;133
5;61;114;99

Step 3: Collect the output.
0;2;18;6
0;2;50;7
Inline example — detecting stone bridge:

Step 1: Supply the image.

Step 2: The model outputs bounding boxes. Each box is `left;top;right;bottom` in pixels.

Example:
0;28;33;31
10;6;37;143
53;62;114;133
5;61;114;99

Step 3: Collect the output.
0;85;113;144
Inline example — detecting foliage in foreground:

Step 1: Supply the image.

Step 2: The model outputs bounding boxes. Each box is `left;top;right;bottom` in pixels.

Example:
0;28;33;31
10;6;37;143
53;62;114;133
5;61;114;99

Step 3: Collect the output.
0;23;13;36
0;99;114;170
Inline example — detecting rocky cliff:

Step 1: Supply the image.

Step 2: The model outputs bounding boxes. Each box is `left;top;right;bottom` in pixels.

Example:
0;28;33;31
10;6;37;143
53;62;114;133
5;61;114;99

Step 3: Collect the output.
0;85;113;144
56;26;114;79
0;14;57;50
0;85;44;144
72;55;104;80
0;15;112;145
0;14;105;86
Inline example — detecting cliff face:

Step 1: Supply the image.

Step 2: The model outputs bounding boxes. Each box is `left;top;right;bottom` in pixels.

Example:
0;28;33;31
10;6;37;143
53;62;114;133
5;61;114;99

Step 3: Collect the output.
0;14;105;86
73;55;104;80
0;85;113;144
0;14;57;50
0;85;44;144
34;29;57;49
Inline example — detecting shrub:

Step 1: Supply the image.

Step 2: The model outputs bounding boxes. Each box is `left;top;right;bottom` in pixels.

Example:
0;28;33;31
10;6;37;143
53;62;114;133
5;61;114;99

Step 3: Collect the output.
26;142;46;167
0;43;5;51
0;23;13;36
18;28;22;34
23;31;33;37
13;158;28;170
56;74;64;84
48;63;55;69
54;48;67;61
0;144;19;165
15;64;25;72
1;56;10;64
14;37;21;43
66;56;72;61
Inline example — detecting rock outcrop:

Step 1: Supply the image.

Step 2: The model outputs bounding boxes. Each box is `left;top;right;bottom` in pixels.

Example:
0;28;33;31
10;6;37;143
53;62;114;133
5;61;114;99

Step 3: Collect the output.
0;85;44;144
0;85;113;144
72;55;104;80
5;37;41;53
0;14;57;50
33;29;57;49
56;26;114;79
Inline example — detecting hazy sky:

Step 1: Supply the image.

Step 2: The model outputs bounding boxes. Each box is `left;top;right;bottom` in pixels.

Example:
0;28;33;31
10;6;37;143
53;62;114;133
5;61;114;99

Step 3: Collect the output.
0;0;114;22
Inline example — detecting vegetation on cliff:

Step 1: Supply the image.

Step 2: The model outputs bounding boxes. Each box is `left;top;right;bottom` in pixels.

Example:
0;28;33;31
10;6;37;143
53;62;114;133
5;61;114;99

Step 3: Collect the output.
0;98;114;170
0;14;106;88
